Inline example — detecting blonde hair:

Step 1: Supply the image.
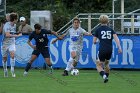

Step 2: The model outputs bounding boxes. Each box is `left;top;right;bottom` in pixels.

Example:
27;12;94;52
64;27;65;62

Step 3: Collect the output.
99;15;109;24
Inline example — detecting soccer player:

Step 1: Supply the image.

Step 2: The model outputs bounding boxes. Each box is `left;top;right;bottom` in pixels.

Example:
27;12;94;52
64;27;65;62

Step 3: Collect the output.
52;17;92;76
2;13;22;77
93;15;122;83
23;23;61;76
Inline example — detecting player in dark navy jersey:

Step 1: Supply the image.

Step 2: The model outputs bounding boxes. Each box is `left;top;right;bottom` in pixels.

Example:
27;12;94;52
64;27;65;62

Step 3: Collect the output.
93;15;122;83
23;23;61;76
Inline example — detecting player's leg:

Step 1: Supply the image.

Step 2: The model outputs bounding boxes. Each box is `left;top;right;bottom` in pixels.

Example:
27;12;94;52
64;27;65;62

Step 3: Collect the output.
41;48;53;74
72;49;81;67
9;51;16;77
104;52;112;78
44;58;53;74
62;46;77;76
2;57;8;77
97;52;108;83
23;50;39;76
9;44;16;77
104;60;110;78
1;45;8;77
63;57;74;76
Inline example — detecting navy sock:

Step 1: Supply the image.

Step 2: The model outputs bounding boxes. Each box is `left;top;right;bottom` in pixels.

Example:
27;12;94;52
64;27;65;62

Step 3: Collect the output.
25;63;31;72
48;64;52;68
105;73;109;77
99;71;105;77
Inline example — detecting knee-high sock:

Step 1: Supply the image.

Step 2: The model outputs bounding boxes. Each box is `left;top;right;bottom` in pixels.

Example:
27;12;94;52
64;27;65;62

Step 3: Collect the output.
25;63;31;72
65;57;74;71
2;61;7;71
10;58;15;74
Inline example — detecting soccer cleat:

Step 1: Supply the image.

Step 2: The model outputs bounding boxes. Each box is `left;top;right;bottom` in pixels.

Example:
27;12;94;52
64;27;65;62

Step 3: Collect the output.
4;70;8;77
23;71;28;76
12;73;16;77
104;77;109;83
62;70;68;76
103;74;108;83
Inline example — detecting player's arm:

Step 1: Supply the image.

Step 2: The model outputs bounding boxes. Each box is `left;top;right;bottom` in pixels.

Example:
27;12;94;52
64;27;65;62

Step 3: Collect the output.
4;25;22;38
27;33;36;50
84;32;92;35
93;29;98;44
51;31;63;40
93;36;98;44
51;33;67;44
113;34;122;53
81;28;92;36
27;39;36;50
5;32;22;38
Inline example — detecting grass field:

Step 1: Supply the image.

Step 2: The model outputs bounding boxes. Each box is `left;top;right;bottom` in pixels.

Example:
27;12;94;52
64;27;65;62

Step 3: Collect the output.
0;68;139;93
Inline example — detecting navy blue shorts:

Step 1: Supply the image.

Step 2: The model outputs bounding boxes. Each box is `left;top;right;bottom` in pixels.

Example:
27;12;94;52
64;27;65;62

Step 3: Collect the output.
32;48;50;58
98;51;112;62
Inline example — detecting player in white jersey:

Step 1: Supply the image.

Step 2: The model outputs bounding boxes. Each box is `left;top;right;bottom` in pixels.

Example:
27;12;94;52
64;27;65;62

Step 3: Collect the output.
1;13;22;77
52;17;92;76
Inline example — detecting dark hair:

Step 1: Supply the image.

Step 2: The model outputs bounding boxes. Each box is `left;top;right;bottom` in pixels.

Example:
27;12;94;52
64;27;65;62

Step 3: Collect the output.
10;13;18;22
34;23;41;30
73;17;80;23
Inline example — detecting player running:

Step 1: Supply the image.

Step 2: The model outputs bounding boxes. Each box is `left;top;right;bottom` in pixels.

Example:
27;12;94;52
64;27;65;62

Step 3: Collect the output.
23;23;61;76
52;17;92;76
1;13;22;77
93;15;122;83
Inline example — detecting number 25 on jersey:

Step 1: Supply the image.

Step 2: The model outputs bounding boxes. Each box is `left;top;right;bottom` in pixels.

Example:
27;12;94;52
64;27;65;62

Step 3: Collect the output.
101;31;111;39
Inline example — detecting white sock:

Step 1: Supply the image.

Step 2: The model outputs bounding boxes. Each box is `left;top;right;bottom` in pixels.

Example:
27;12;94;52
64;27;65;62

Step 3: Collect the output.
10;58;15;74
65;63;72;71
103;74;107;79
2;61;7;72
65;62;74;71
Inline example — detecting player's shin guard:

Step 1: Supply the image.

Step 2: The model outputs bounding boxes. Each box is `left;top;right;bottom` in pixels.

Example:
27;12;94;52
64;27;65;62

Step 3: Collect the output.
25;63;31;72
100;71;105;77
2;61;7;71
105;73;109;77
65;58;74;71
3;61;8;77
10;58;15;75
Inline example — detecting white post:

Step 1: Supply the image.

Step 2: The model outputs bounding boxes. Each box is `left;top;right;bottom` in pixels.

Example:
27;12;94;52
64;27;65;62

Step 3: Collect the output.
112;0;115;30
112;0;117;30
131;15;134;33
121;0;124;33
88;14;91;33
0;0;2;5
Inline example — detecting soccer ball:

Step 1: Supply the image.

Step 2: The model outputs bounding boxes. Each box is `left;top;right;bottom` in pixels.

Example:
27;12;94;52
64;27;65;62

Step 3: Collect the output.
71;69;79;76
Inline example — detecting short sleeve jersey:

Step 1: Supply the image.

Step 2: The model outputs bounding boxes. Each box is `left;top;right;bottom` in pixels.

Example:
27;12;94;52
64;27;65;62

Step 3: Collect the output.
2;22;16;45
29;29;51;49
94;25;116;52
68;27;86;46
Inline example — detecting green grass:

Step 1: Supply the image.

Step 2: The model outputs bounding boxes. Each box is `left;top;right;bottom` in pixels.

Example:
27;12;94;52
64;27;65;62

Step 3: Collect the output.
0;68;139;93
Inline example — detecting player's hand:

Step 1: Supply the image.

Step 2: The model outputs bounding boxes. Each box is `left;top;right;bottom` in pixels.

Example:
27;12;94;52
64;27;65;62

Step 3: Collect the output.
17;33;22;37
118;48;122;53
88;33;92;35
58;36;63;40
52;39;58;44
93;41;96;44
32;45;36;50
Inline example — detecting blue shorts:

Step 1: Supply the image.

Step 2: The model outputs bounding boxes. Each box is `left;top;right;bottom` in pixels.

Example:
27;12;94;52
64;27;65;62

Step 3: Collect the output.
32;48;50;58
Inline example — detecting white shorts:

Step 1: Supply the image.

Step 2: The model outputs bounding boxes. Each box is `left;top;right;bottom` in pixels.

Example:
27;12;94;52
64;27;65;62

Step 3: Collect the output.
69;45;82;52
1;44;16;57
69;45;83;62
